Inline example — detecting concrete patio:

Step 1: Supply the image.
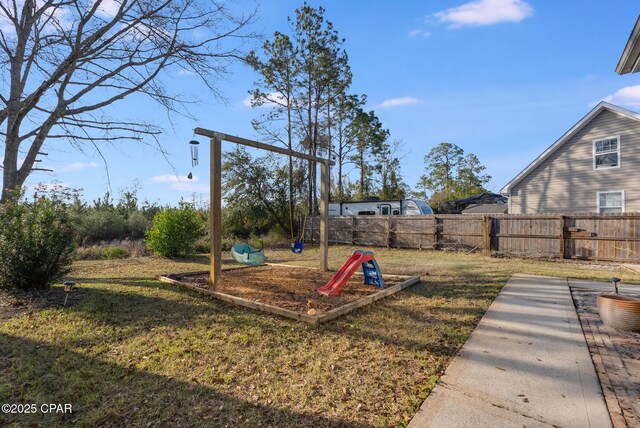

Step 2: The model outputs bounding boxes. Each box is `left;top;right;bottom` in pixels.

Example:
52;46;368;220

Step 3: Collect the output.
409;273;612;428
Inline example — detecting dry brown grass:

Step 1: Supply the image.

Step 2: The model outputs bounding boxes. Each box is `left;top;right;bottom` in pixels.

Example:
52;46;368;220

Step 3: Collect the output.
1;246;638;427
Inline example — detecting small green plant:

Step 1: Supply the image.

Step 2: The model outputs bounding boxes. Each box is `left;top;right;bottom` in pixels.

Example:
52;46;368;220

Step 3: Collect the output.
0;193;76;291
102;246;130;259
146;206;204;257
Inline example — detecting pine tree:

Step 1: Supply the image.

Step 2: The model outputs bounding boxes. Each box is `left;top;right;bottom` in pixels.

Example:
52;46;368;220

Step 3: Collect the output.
419;143;490;210
351;110;388;200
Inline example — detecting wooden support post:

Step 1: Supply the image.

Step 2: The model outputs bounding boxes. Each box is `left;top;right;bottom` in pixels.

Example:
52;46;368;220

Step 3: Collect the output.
433;216;440;250
483;215;492;256
319;160;329;271
209;136;222;291
559;215;566;259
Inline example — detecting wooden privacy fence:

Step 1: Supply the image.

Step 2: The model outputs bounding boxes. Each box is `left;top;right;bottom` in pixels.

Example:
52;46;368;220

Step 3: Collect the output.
304;214;640;263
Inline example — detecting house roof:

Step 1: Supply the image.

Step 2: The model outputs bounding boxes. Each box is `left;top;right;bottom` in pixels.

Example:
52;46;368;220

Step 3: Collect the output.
438;193;506;214
445;192;505;206
616;16;640;75
462;203;508;214
500;102;640;195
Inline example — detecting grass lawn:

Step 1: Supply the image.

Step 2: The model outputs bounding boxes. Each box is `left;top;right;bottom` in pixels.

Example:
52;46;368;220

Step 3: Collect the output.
1;246;639;427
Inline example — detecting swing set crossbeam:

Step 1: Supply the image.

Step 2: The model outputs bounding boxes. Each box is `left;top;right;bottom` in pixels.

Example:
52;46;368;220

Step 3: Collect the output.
194;128;335;165
194;127;330;291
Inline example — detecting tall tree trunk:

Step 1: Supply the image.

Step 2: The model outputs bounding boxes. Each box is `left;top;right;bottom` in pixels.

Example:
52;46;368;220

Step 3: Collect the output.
359;140;365;198
2;29;27;203
287;104;294;240
326;92;332;202
307;85;314;216
337;153;343;200
337;118;343;200
1;143;19;202
312;107;320;214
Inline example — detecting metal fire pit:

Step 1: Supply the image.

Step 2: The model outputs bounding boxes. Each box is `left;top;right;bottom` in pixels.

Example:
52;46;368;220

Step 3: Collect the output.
597;293;640;333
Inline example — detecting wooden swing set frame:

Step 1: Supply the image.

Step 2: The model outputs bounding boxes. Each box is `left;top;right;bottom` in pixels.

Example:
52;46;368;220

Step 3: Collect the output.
193;128;334;291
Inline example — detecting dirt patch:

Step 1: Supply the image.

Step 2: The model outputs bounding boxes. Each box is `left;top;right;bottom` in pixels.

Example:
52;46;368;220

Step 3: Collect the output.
571;288;640;428
175;265;401;314
0;286;85;322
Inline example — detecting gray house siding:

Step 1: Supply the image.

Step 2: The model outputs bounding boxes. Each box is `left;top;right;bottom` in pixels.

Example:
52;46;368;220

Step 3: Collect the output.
510;109;640;214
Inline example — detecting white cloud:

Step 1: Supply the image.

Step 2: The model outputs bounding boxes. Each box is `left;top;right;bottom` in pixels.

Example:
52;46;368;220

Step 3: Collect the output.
60;161;98;172
150;174;208;192
243;92;288;108
0;13;13;33
150;174;196;183
601;85;640;107
377;97;421;108
1;1;72;34
93;0;121;18
435;0;533;28
172;182;209;192
29;182;70;192
177;68;195;76
409;29;431;38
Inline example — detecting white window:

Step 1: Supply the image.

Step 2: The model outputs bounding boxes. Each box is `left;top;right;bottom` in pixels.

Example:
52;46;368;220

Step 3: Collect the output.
593;136;620;169
597;190;624;214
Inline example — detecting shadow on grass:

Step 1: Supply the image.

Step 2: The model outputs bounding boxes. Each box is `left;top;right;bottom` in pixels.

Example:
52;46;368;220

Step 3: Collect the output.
163;254;294;266
56;280;293;342
315;277;506;356
61;268;507;359
0;333;366;428
165;255;211;265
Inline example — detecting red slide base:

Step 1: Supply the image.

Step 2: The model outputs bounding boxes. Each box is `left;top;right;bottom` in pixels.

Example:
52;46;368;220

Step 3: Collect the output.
317;251;374;297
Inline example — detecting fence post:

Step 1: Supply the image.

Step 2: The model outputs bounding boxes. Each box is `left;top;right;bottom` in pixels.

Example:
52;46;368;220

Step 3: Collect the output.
386;217;391;248
433;216;440;250
483;215;492;256
559;215;566;259
351;216;356;245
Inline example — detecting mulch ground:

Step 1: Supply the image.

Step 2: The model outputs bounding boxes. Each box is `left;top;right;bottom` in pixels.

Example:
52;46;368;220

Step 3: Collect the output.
571;288;640;428
176;265;402;314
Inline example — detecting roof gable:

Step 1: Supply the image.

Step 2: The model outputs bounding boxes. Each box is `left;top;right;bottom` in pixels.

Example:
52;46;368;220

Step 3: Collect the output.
617;15;640;75
500;102;640;194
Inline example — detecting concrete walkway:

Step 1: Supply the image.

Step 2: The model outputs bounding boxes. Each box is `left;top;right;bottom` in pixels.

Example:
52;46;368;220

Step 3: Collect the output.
569;277;640;294
408;274;612;428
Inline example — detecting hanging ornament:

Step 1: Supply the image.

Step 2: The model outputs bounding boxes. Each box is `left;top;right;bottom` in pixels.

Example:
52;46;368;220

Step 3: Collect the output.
189;140;200;167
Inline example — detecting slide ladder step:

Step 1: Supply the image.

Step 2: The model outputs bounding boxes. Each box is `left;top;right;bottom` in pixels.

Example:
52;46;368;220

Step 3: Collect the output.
362;258;384;288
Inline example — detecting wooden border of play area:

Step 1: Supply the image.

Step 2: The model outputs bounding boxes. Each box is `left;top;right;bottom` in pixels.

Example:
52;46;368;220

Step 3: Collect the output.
155;264;420;326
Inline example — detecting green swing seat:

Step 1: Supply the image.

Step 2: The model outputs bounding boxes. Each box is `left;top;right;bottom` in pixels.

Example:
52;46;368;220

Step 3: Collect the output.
231;243;267;266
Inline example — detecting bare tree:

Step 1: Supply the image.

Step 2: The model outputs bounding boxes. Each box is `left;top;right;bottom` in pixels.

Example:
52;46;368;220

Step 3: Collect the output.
0;0;255;202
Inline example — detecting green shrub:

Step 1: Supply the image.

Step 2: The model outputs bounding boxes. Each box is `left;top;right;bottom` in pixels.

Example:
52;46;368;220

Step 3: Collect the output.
194;236;210;253
102;246;130;259
0;195;76;291
74;246;104;260
127;211;148;240
245;228;287;251
74;240;149;260
76;209;128;243
146;206;204;257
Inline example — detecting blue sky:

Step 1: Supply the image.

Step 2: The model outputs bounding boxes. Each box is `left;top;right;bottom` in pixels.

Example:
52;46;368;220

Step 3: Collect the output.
24;0;640;205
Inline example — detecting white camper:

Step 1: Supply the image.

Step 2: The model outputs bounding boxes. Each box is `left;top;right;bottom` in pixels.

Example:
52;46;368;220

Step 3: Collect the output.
328;199;433;216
